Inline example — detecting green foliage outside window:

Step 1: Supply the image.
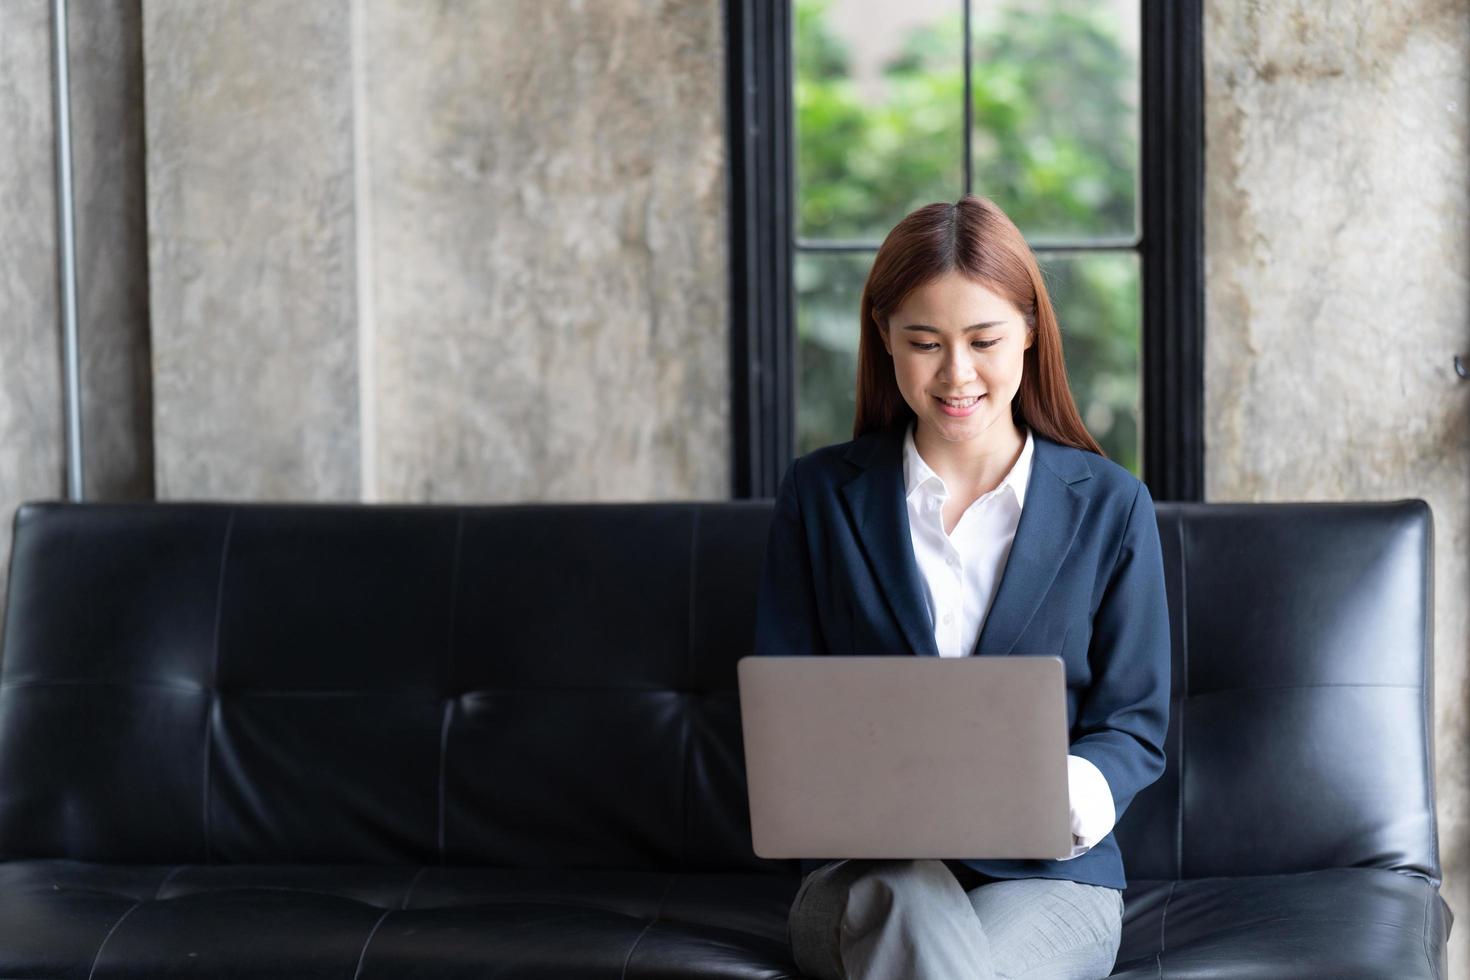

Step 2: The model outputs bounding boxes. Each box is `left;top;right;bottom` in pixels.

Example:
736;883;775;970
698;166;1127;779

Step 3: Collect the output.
795;0;1141;474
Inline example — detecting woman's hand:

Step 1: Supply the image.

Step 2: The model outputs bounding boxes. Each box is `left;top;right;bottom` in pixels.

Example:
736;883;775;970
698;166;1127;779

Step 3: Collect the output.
1058;754;1116;860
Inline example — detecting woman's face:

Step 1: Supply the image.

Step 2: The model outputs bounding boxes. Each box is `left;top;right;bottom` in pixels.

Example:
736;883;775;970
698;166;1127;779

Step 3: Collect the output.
879;270;1034;449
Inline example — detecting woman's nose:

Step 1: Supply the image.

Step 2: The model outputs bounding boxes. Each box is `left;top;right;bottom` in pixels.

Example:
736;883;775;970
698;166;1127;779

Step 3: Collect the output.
939;347;977;383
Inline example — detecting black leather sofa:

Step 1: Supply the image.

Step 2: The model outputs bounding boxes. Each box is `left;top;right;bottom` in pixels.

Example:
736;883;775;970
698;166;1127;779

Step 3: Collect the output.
0;498;1453;978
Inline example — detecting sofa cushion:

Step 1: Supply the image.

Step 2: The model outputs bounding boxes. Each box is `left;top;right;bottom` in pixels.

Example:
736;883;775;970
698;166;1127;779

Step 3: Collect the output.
1113;869;1452;979
0;859;802;979
0;859;1451;978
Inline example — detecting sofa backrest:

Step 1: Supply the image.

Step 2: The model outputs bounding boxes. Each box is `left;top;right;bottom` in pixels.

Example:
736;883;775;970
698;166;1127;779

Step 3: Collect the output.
0;502;784;871
0;499;1442;884
1119;500;1441;885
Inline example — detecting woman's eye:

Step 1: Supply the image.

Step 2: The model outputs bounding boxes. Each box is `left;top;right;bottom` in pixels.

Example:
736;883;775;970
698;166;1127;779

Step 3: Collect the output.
908;340;999;351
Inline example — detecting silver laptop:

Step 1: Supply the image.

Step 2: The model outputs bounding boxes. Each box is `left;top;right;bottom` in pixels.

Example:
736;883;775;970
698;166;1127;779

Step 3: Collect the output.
736;655;1073;861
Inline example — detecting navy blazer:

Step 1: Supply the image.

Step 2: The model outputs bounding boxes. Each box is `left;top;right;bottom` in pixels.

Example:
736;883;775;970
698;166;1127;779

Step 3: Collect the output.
752;418;1171;891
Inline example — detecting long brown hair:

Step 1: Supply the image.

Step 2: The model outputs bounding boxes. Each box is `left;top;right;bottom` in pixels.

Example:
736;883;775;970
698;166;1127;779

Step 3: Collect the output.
853;195;1104;457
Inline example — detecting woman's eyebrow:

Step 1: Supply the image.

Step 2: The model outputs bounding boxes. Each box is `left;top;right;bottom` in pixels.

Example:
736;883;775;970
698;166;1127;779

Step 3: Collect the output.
900;321;1006;332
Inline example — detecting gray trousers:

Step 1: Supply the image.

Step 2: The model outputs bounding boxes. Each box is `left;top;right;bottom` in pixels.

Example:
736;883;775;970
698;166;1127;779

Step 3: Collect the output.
788;858;1124;980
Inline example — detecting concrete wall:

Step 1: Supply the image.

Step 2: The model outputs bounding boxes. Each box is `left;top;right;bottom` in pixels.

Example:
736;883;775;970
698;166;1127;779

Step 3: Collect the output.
144;0;362;500
142;0;730;503
1203;0;1469;972
362;0;730;502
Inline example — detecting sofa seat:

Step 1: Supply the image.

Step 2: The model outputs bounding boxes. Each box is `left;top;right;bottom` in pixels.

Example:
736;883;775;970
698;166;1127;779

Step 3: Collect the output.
0;860;805;979
3;860;1451;979
1113;868;1453;979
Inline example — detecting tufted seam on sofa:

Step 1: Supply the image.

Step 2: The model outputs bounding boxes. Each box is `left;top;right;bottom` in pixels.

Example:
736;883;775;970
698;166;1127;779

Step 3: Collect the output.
1418;507;1440;881
436;700;454;864
153;864;186;901
128;884;399;904
440;512;465;865
1158;879;1176;954
619;873;677;980
351;907;393;980
680;508;700;870
445;511;464;689
1420;882;1436;980
202;509;236;866
85;900;142;980
1187;682;1421;698
0;678;206;694
30;884;148;903
401;866;429;910
1176;514;1187;881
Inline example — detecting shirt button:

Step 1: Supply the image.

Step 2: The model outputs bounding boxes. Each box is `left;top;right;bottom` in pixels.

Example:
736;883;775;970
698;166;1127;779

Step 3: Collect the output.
942;611;953;625
946;554;960;569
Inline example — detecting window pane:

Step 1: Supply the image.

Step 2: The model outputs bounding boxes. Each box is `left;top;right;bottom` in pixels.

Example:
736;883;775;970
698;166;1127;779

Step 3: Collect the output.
970;0;1140;241
795;251;871;455
1039;250;1141;474
794;0;965;240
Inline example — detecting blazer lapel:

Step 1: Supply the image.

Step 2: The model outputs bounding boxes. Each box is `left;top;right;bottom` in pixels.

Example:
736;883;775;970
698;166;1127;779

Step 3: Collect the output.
971;431;1093;656
839;421;941;658
838;419;1095;660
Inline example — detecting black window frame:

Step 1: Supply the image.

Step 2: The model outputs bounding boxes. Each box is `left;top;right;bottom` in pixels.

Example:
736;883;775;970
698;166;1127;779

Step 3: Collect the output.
726;0;1203;502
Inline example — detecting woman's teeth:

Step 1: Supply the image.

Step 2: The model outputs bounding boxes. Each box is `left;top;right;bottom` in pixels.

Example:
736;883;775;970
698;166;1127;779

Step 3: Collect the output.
940;396;981;407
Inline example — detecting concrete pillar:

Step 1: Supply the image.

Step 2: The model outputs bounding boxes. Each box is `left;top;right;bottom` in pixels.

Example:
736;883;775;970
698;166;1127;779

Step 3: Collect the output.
1203;1;1470;969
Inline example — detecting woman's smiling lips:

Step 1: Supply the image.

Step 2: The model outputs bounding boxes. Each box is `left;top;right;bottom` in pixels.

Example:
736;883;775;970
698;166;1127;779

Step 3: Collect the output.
935;393;985;417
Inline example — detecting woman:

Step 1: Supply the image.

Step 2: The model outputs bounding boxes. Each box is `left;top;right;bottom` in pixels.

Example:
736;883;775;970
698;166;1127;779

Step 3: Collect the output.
753;195;1171;980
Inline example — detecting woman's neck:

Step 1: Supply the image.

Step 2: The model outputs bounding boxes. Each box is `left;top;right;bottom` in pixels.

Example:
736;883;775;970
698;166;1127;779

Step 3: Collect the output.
912;417;1027;495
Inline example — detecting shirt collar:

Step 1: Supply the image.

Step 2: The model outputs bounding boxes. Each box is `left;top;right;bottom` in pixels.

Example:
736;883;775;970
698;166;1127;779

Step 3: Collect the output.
901;419;1035;510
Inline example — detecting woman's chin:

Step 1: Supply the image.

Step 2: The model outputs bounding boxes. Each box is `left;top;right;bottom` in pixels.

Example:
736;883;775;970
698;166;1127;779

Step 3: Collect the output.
927;413;987;440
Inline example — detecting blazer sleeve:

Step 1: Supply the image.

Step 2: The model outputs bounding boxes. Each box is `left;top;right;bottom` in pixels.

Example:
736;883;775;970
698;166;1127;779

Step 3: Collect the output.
752;458;829;658
1067;477;1171;825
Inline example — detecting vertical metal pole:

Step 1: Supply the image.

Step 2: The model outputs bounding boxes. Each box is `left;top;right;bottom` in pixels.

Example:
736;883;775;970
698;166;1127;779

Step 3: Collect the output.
51;0;84;502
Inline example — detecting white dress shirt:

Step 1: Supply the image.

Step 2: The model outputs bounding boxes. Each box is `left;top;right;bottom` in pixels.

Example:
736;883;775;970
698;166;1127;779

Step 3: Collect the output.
901;420;1115;859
